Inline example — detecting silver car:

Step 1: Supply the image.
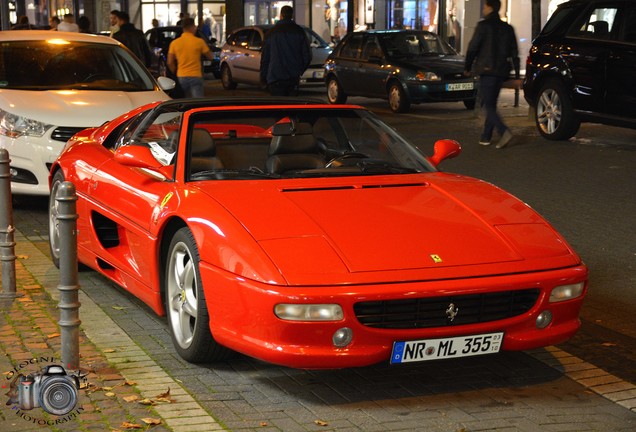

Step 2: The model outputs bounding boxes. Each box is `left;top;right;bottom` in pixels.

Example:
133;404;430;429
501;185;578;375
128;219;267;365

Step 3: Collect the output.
220;25;332;89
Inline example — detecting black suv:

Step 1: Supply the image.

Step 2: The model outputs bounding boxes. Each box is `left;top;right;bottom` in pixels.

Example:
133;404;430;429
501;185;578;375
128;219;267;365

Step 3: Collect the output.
523;0;636;140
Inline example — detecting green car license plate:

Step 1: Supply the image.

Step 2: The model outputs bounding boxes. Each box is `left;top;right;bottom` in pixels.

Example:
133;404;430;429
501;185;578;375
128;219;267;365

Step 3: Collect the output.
446;82;474;91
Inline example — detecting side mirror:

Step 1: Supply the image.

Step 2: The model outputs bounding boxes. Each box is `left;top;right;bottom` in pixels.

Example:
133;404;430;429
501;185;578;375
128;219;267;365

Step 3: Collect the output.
428;139;461;167
114;145;173;179
157;76;176;91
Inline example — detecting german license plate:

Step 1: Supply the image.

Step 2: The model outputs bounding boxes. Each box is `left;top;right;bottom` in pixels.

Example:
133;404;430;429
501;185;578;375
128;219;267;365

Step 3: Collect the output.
390;332;503;364
446;82;474;91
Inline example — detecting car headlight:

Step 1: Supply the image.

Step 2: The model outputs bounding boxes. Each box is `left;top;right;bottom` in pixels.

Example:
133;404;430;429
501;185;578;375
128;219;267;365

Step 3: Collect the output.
549;282;585;302
415;71;441;81
0;109;52;138
274;304;344;321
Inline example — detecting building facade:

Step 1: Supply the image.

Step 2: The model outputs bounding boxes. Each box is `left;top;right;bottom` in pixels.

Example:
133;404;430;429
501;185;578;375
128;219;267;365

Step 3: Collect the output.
5;0;568;59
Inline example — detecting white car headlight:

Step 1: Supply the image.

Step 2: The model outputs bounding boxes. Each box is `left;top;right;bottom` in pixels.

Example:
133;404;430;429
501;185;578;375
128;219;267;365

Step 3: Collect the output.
549;282;585;302
415;71;441;81
0;109;52;138
274;304;344;321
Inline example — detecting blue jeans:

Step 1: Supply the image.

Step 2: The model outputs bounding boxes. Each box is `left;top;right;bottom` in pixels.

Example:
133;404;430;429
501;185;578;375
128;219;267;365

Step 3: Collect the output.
178;77;205;98
479;75;507;141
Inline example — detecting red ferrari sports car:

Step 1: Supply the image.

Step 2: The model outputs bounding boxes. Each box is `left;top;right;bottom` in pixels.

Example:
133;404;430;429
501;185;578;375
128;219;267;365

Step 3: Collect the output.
49;99;587;369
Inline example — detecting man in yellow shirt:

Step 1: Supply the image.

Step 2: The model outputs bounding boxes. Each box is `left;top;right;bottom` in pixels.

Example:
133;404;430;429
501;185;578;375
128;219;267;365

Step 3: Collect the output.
168;18;215;98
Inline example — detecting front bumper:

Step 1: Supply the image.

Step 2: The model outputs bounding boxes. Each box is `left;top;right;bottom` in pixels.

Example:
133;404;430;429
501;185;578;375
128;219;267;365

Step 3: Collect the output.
405;80;478;103
200;262;587;369
0;131;66;195
300;67;326;85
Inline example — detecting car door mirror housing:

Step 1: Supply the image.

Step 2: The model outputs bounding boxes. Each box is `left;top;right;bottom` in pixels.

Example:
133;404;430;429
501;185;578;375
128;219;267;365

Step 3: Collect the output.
157;76;176;91
427;139;461;167
114;145;173;178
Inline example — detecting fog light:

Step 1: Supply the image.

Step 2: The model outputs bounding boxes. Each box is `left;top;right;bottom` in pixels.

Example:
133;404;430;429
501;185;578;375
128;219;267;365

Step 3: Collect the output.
550;282;585;302
536;310;553;329
274;304;343;321
332;327;353;347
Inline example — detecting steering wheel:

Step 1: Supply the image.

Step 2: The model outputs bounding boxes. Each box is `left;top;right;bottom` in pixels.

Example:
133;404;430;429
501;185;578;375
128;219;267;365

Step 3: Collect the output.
325;152;370;168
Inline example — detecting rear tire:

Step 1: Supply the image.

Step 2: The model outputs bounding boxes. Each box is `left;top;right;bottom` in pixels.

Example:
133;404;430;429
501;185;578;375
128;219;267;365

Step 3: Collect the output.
534;79;580;140
326;77;347;104
388;82;410;113
165;227;233;363
221;64;237;90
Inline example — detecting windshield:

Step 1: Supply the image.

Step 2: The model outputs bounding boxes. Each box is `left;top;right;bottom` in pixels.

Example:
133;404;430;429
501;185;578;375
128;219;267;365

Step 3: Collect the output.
180;107;435;180
0;40;156;91
379;32;456;58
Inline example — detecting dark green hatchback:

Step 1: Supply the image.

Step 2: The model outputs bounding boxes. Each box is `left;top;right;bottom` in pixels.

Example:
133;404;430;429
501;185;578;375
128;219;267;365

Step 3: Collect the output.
324;30;478;113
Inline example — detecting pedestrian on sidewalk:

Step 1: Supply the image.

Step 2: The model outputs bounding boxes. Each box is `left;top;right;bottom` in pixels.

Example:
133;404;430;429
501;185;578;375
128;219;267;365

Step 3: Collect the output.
464;0;520;148
113;12;152;67
167;18;215;98
260;6;311;96
57;13;79;32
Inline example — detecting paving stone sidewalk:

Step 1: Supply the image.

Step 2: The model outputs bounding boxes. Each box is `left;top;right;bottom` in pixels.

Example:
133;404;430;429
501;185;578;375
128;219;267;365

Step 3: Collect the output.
0;230;222;432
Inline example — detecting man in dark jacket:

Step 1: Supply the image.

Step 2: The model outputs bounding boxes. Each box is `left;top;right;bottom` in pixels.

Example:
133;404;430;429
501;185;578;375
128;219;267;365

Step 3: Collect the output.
464;0;520;148
260;6;311;96
113;12;152;67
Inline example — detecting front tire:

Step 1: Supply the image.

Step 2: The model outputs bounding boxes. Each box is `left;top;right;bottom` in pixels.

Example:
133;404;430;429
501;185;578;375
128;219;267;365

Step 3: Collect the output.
326;77;347;104
48;170;65;269
388;82;410;113
165;227;232;363
535;79;580;140
220;64;237;90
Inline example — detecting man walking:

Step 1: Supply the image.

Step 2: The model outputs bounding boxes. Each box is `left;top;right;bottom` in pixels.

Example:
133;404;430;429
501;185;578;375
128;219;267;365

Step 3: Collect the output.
167;18;215;98
464;0;520;148
260;6;311;96
113;12;152;67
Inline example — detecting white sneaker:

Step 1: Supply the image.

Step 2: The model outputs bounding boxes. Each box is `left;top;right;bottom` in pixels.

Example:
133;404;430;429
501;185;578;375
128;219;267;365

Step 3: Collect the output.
496;130;513;149
479;139;491;146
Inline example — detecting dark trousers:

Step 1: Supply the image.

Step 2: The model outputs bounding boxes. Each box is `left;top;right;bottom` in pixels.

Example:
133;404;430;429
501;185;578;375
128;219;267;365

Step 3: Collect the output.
479;75;507;140
268;79;300;96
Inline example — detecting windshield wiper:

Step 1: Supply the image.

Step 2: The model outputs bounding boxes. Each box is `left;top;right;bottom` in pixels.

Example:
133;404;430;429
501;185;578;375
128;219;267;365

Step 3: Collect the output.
190;167;277;180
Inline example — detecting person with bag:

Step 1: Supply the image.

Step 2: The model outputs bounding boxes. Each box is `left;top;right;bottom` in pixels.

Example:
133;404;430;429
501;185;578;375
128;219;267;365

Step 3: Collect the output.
464;0;520;148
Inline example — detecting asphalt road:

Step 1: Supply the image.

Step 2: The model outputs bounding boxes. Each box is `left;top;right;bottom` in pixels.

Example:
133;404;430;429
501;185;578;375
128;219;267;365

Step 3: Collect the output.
8;81;636;430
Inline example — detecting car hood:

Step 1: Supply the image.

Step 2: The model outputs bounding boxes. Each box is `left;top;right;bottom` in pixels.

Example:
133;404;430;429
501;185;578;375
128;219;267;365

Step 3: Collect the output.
199;174;580;285
0;89;169;127
393;54;466;74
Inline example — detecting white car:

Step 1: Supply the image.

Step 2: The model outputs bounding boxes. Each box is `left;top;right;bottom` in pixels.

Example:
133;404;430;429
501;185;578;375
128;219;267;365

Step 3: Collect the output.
0;31;174;195
220;25;332;90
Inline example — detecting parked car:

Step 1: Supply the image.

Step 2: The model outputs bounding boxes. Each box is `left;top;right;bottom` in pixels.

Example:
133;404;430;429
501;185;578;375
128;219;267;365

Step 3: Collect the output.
523;0;636;140
0;30;173;196
144;26;221;79
324;30;478;113
49;98;587;368
219;25;332;89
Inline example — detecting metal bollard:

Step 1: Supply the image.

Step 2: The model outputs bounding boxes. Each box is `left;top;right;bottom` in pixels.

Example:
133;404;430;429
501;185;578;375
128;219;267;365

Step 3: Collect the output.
56;181;81;370
0;148;17;299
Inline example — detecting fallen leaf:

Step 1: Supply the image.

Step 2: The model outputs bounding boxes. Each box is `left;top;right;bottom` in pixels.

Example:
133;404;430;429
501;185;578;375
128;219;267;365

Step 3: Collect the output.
123;395;139;402
602;342;617;347
120;422;143;429
155;388;171;398
47;333;61;339
314;419;329;426
103;386;113;391
260;421;268;427
16;254;29;260
141;418;162;425
112;306;126;310
138;398;155;406
103;349;117;353
124;380;137;386
105;392;116;397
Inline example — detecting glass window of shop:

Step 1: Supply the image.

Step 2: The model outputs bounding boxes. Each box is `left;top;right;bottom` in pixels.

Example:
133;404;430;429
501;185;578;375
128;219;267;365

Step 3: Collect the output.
389;0;438;31
244;0;292;26
312;0;348;44
139;1;226;44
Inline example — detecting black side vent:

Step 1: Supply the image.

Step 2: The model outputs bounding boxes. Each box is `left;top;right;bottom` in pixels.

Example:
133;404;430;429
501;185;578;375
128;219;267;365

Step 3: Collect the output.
91;212;120;248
